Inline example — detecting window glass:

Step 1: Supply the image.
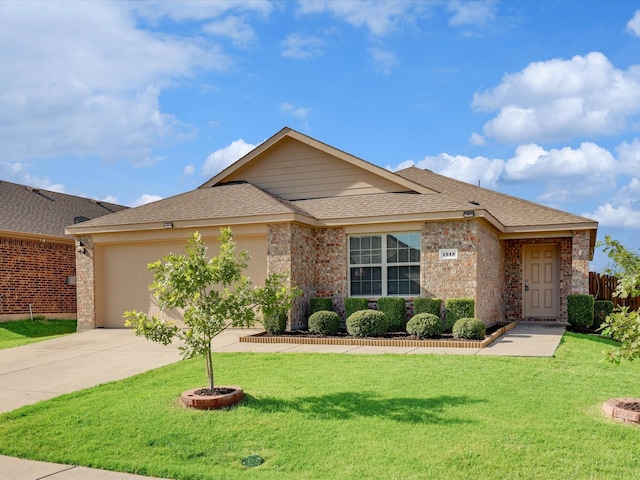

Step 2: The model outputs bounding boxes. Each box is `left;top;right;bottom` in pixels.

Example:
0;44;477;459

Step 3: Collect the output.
349;233;420;297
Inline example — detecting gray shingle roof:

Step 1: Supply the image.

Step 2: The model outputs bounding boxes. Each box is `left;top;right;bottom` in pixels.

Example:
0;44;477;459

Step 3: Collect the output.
0;180;127;239
395;166;596;228
67;182;305;230
292;192;469;220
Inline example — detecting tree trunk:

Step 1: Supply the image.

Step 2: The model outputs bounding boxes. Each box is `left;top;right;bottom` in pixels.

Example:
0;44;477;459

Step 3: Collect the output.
205;341;214;392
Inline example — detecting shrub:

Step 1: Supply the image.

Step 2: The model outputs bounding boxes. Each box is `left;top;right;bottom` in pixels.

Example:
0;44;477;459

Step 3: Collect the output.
594;300;614;327
414;297;442;317
445;298;474;333
308;310;341;335
452;317;486;340
376;297;406;332
346;309;388;337
406;313;443;338
567;294;594;332
262;312;288;335
345;297;369;319
310;298;333;315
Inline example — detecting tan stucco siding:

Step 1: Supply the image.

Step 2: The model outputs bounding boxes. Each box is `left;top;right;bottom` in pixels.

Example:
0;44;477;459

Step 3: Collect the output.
95;235;267;328
224;137;411;200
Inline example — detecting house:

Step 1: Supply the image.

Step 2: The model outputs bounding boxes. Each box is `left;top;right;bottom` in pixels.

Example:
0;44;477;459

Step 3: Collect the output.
66;127;598;331
0;180;126;321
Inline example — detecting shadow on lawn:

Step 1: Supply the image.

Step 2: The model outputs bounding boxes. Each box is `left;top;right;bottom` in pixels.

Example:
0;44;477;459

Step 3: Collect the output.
244;391;484;424
0;319;76;338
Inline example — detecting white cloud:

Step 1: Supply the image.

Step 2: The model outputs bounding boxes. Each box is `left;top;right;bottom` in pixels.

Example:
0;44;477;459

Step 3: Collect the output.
281;33;325;59
297;0;419;36
369;45;398;73
203;15;256;47
407;153;504;189
469;132;486;146
0;2;226;162
585;203;640;228
280;102;311;128
503;142;616;181
202;139;257;176
616;138;640;175
447;0;496;27
130;0;272;22
131;194;163;207
472;52;640;143
184;164;196;176
101;195;120;204
627;10;640;37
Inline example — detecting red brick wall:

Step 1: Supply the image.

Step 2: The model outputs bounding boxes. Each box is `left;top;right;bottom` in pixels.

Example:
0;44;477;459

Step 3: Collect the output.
0;236;76;320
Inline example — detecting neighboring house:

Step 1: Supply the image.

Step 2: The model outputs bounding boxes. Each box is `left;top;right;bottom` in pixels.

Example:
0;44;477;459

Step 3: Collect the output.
0;180;126;321
66;127;598;331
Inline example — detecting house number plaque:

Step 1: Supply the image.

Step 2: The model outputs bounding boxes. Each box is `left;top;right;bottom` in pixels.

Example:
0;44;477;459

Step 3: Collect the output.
439;248;458;260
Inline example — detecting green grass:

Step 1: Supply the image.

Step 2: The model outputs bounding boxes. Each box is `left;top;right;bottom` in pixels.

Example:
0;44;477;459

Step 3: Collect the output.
0;319;77;350
0;333;639;479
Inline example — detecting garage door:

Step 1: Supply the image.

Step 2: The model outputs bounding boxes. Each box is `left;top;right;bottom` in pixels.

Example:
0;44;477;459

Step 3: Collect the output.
96;235;267;328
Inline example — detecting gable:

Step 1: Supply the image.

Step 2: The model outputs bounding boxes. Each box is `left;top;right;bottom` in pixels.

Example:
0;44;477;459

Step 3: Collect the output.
216;136;413;200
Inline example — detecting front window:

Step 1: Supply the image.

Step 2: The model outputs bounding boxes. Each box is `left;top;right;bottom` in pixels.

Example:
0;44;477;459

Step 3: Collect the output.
349;233;420;296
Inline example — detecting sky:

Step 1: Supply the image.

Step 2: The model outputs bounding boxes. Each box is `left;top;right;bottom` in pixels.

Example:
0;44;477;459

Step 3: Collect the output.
1;1;639;270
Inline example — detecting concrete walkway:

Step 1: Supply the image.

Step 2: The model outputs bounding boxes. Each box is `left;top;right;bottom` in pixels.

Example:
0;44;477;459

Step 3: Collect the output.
0;322;565;479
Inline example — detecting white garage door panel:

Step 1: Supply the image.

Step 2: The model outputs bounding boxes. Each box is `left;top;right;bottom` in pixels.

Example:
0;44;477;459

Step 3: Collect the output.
97;236;267;328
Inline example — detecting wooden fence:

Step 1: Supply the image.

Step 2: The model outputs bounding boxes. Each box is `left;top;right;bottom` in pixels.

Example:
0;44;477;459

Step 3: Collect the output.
589;272;640;310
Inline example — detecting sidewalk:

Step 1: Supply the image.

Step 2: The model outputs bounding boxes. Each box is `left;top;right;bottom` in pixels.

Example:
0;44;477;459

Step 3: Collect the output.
0;322;565;479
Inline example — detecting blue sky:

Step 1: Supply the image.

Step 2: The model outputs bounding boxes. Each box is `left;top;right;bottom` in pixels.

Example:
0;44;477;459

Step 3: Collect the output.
1;1;639;270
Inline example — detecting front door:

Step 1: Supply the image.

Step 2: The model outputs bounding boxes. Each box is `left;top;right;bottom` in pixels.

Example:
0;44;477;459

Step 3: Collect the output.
524;245;559;319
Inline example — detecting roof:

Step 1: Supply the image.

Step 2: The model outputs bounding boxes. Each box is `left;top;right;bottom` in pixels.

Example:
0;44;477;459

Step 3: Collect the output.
394;166;597;231
0;180;127;240
66;182;312;232
66;128;597;243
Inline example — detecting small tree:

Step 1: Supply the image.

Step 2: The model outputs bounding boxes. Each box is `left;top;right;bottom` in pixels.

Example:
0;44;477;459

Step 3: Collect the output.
255;272;302;334
598;236;640;364
124;228;297;392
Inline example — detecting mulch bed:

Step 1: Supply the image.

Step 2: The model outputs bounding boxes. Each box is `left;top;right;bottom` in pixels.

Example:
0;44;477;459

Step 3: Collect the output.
260;323;503;343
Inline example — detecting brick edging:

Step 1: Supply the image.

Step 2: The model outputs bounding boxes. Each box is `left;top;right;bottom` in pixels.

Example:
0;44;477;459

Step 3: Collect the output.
240;321;517;349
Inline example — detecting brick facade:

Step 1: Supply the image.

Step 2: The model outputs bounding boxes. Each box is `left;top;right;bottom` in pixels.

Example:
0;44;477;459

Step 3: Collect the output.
503;234;589;322
0;236;76;320
271;220;589;329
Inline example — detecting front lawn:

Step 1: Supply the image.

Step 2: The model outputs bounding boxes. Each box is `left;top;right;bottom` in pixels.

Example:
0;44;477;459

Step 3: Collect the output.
0;333;638;479
0;319;76;350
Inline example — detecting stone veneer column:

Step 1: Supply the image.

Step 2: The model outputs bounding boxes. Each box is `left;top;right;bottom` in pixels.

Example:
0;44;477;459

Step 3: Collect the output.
571;231;591;295
313;227;347;319
75;235;96;331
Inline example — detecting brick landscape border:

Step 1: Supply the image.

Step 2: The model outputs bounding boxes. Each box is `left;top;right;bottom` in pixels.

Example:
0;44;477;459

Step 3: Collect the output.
240;321;517;349
602;398;640;425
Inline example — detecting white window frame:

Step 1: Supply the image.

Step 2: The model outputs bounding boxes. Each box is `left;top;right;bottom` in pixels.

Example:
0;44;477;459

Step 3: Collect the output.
348;232;421;297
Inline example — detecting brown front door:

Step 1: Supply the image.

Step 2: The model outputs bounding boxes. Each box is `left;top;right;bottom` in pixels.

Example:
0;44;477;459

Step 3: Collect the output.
524;245;559;319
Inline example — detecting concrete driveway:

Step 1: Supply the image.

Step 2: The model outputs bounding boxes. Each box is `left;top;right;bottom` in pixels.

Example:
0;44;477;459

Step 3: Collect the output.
0;329;185;414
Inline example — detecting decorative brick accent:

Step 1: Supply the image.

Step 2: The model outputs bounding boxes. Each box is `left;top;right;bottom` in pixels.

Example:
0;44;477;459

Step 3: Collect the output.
0;236;76;320
571;230;591;294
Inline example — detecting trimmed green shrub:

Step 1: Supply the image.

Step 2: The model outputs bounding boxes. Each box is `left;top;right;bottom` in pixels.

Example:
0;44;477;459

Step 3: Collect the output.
452;317;486;340
346;309;388;337
567;294;594;332
345;297;369;320
262;312;288;335
413;297;442;317
406;313;443;338
310;298;333;315
308;310;341;336
376;297;406;332
445;298;474;333
594;300;614;328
